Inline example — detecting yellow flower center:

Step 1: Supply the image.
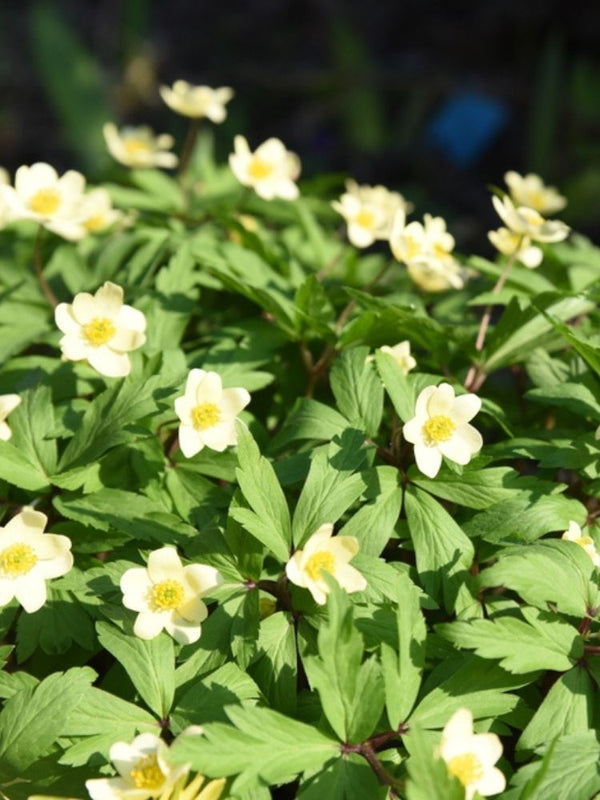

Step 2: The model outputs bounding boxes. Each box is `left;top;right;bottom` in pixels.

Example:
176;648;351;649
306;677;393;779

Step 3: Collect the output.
305;551;335;581
447;752;484;787
150;579;185;611
0;543;38;577
422;414;455;445
28;188;61;216
521;207;545;226
354;209;376;229
82;317;116;347
84;214;107;232
405;235;421;261
124;138;152;156
528;189;546;210
129;754;165;790
433;243;450;260
574;536;594;548
191;402;221;430
248;156;274;180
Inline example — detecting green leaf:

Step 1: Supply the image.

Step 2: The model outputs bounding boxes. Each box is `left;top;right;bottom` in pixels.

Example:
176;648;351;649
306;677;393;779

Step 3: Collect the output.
16;592;95;661
526;382;600;420
484;293;594;372
411;466;519;510
437;606;583;673
170;662;261;734
374;349;414;422
8;384;57;478
169;703;338;789
541;308;600;377
292;429;369;547
518;666;595;753
298;752;388;800
59;686;156;766
381;573;426;728
339;466;402;556
302;583;384;743
0;440;51;491
130;170;184;212
96;621;175;717
404;486;474;612
249;611;297;715
230;590;260;669
232;425;291;562
271;398;349;450
509;731;600;800
0;667;94;779
463;490;587;544
330;347;384;437
409;656;524;729
55;489;198;546
479;540;600;617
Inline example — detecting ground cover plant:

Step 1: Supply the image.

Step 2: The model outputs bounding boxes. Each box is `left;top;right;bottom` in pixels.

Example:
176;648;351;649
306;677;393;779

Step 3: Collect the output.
0;81;599;800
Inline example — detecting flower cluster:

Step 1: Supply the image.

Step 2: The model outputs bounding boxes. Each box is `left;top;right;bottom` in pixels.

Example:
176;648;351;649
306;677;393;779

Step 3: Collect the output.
332;180;412;248
488;171;570;266
0;163;122;240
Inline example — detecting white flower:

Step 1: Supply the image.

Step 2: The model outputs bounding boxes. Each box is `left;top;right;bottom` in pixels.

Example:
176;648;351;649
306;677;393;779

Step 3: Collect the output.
285;523;366;605
0;394;21;441
159;80;234;121
492;194;569;243
103;123;178;169
229;135;300;201
438;708;506;800
55;281;146;378
120;546;221;644
378;341;416;375
504;170;566;215
85;733;188;800
0;162;87;240
332;180;412;248
403;383;482;478
0;167;9;185
174;369;251;458
561;520;600;567
0;509;73;613
487;227;543;268
390;211;464;292
80;188;123;233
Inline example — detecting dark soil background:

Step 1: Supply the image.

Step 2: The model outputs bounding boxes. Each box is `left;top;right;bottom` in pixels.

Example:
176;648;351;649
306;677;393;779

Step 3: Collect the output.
2;0;600;251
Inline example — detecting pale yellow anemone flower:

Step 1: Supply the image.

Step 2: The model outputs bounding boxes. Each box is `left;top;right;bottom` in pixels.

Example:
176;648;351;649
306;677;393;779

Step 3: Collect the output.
174;369;251;457
561;520;600;567
403;383;482;478
438;708;506;799
492;194;569;243
229;135;300;200
160;80;234;121
332;180;412;248
55;281;147;378
390;210;465;292
80;188;123;233
0;162;87;240
377;341;416;375
86;733;189;800
120;546;221;644
0;393;21;441
285;523;367;605
504;170;566;215
0;509;73;613
487;227;543;268
103;123;178;169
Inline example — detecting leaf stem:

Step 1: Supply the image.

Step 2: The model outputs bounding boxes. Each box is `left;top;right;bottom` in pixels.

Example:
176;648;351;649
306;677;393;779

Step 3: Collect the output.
464;241;522;392
33;225;58;308
177;119;202;180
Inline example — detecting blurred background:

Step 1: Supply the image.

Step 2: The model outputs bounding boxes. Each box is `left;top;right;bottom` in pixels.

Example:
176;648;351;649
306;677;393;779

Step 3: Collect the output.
2;0;600;250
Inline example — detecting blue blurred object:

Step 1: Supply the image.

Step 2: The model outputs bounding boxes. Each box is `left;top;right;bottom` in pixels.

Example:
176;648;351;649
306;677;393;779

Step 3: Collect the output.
427;91;509;167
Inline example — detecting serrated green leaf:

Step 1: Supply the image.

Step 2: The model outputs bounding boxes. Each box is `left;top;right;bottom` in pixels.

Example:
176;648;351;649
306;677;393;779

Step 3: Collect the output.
437;606;583;673
0;667;94;778
330;347;384;437
479;540;600;617
249;611;297;715
96;621;174;717
298;752;388;800
404;486;474;612
169;703;338;788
